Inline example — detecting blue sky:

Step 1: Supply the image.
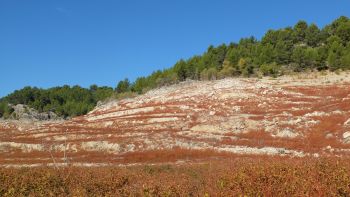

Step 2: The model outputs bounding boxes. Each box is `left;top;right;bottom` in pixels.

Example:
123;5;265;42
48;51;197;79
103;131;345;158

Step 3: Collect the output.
0;0;349;97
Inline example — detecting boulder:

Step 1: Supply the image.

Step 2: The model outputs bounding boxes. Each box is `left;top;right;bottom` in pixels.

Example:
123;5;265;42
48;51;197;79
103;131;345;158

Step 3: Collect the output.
342;131;350;143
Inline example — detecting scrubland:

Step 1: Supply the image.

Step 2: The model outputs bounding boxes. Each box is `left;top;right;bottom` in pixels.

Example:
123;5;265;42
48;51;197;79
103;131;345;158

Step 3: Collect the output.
1;157;350;196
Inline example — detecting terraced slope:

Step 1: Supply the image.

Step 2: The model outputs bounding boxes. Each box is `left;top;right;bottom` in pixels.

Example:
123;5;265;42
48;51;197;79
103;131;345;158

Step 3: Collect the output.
1;72;350;166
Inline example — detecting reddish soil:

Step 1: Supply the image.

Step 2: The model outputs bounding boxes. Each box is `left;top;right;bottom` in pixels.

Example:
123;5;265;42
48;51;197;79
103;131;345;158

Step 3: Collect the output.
1;73;350;166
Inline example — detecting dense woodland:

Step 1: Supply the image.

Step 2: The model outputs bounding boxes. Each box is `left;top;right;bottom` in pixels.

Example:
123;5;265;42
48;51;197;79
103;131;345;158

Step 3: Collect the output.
1;16;350;118
0;86;114;118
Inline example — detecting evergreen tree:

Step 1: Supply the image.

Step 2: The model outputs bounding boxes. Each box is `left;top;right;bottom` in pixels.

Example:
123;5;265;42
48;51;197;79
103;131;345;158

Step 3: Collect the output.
116;78;130;93
305;23;321;47
327;36;345;70
174;60;187;81
294;20;308;43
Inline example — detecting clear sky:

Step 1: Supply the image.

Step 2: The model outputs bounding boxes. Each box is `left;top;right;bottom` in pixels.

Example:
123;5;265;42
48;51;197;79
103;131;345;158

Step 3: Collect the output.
0;0;349;97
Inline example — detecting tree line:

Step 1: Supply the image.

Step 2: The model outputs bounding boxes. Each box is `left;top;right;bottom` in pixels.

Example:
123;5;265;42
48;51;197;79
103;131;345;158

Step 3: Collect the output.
123;16;350;94
1;16;350;118
0;85;114;118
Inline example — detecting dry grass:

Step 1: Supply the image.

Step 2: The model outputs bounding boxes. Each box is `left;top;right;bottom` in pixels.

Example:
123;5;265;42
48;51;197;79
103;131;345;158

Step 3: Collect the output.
1;157;350;196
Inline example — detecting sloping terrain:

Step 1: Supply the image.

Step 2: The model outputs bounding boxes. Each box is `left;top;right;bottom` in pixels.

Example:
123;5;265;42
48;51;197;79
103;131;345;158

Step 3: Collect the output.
1;72;350;167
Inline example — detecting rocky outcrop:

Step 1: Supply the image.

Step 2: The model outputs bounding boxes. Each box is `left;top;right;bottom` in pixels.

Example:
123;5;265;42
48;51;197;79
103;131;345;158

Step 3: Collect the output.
10;104;62;121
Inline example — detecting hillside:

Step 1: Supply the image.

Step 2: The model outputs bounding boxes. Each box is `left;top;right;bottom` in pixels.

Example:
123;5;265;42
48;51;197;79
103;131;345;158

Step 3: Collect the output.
1;71;350;167
3;1;350;195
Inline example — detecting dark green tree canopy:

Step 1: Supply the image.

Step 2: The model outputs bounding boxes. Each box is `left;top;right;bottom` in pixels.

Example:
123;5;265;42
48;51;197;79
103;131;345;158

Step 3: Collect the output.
0;85;114;118
116;78;130;93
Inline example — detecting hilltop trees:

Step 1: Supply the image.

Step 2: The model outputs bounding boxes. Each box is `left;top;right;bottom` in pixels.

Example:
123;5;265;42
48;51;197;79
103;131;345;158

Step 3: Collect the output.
116;78;130;93
333;16;350;44
305;24;321;47
117;17;350;95
0;85;114;118
294;20;308;43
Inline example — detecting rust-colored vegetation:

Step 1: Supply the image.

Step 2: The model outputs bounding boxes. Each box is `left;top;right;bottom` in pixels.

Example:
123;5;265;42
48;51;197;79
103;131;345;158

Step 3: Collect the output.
1;158;350;196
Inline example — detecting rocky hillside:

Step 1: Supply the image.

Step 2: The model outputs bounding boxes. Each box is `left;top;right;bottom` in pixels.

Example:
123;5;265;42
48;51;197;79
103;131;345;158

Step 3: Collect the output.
4;104;62;121
1;71;350;167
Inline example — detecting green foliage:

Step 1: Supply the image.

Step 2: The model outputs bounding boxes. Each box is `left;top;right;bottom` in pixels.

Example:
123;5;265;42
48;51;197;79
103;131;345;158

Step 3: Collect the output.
327;36;345;71
305;23;321;47
341;45;350;69
132;77;148;94
116;78;130;93
260;62;280;77
291;46;320;71
218;60;235;79
0;101;13;119
200;68;209;80
202;44;227;70
256;43;275;65
124;16;350;96
0;85;114;118
238;58;254;77
207;67;218;80
334;17;350;44
199;67;218;80
226;45;241;65
294;20;308;43
174;59;188;81
90;85;115;102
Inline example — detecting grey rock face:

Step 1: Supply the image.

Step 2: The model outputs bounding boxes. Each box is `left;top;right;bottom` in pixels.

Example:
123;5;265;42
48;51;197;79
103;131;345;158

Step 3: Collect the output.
10;104;62;121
